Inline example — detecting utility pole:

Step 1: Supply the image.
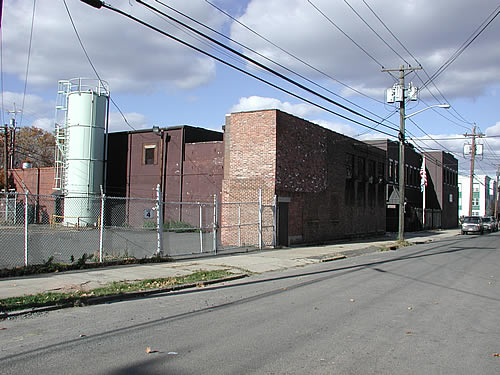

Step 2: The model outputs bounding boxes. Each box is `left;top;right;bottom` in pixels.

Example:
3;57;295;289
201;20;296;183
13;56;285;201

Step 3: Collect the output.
495;166;499;220
382;65;421;241
3;124;7;190
6;109;21;170
2;107;22;190
464;125;484;216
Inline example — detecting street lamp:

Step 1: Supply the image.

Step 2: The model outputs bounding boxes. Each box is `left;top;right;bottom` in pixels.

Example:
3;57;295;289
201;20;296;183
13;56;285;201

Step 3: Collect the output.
397;103;450;241
405;104;450;119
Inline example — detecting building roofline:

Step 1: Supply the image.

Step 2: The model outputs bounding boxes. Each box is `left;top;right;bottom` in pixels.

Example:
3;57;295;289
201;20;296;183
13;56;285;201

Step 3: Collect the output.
109;124;222;135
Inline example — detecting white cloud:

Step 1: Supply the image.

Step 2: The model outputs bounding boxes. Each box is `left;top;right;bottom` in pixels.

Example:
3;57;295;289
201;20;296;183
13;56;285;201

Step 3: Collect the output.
312;119;358;137
1;91;54;128
230;96;320;118
31;118;54;132
232;0;500;99
486;122;500;136
3;0;225;93
108;112;149;133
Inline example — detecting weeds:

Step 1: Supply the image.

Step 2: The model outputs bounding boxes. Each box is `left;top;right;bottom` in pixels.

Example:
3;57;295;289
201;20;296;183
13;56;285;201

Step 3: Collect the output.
0;270;233;312
0;254;173;279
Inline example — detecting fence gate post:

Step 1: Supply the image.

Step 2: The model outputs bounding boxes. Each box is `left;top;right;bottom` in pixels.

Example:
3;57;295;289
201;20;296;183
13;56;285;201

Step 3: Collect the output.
272;195;277;248
199;203;203;253
24;190;29;266
99;185;105;263
258;189;263;249
156;184;164;255
213;194;218;253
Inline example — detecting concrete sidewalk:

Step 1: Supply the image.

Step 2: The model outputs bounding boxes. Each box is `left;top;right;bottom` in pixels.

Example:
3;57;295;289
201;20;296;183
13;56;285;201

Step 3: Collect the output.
0;229;460;300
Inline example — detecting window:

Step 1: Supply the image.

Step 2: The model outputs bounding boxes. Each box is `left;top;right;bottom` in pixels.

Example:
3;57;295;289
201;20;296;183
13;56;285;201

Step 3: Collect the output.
143;144;157;165
346;154;354;179
355;156;365;180
377;162;384;182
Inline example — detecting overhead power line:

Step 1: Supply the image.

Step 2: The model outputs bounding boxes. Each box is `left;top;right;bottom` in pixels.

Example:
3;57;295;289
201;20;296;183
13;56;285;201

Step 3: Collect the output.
342;0;410;65
20;0;37;128
63;0;135;132
156;0;396;128
422;5;500;89
359;0;473;129
90;0;399;137
135;0;399;132
306;0;389;71
206;0;391;104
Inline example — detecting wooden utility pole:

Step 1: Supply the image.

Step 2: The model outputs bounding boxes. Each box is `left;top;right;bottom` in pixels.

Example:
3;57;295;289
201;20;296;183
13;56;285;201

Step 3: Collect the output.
495;166;499;219
381;65;421;241
464;125;484;216
3;124;7;190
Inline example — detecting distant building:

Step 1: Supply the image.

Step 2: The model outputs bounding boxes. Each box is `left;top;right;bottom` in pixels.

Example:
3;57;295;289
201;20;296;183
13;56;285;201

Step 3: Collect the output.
365;140;423;231
458;175;496;217
424;151;459;229
365;141;459;230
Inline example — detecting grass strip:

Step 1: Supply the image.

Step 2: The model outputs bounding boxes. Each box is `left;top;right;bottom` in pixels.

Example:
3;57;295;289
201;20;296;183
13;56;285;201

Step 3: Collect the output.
0;270;233;313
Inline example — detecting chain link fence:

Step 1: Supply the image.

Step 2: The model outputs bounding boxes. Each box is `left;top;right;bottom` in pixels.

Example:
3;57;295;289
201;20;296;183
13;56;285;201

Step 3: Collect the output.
0;187;276;269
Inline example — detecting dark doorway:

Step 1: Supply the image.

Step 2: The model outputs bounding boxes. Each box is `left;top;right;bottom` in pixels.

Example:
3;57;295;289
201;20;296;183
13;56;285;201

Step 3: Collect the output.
278;201;289;247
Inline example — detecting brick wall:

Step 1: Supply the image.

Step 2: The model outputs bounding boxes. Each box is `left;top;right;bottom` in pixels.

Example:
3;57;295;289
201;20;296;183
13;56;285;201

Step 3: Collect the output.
221;111;277;246
10;167;55;196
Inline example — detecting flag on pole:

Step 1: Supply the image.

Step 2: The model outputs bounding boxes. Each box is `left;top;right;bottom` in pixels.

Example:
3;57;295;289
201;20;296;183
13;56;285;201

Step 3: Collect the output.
420;156;427;192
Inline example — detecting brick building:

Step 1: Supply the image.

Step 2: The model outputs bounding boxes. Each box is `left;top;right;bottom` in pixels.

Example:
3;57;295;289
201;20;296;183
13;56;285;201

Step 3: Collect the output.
106;125;223;202
425;151;459;229
366;140;459;231
10;167;55;196
105;125;223;226
222;110;386;246
366;140;424;231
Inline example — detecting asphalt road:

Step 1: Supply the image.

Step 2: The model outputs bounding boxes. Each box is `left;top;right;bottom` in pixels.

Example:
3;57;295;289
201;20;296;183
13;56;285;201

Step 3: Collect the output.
1;233;499;374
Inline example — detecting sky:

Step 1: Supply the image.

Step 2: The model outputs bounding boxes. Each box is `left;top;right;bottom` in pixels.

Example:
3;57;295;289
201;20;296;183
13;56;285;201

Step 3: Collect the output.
2;0;500;177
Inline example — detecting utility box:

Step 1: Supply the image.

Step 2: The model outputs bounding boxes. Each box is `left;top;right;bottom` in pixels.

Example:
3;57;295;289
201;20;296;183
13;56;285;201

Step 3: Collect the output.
386;88;395;103
408;84;418;101
393;84;404;102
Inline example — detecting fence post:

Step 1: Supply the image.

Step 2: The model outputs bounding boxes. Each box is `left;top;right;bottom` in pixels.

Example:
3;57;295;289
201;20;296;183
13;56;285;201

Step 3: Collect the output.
99;185;105;263
272;195;277;248
258;189;263;249
5;194;9;223
213;194;218;253
14;193;17;225
156;184;164;255
24;190;29;266
199;203;203;253
238;203;241;247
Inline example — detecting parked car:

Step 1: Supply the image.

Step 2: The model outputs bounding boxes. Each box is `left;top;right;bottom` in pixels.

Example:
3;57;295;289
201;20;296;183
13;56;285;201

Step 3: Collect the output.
461;216;484;235
482;216;498;232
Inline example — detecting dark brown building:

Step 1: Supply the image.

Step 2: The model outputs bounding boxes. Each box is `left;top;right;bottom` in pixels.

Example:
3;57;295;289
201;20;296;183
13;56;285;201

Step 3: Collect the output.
106;125;223;202
366;140;459;231
424;151;459;229
106;125;223;226
366;139;424;232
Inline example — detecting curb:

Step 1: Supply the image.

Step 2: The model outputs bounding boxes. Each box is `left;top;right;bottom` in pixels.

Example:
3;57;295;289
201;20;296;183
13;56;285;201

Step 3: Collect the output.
0;273;248;319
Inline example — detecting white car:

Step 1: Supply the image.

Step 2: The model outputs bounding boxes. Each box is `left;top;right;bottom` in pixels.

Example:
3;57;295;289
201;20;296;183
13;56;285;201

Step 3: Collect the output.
461;216;484;235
